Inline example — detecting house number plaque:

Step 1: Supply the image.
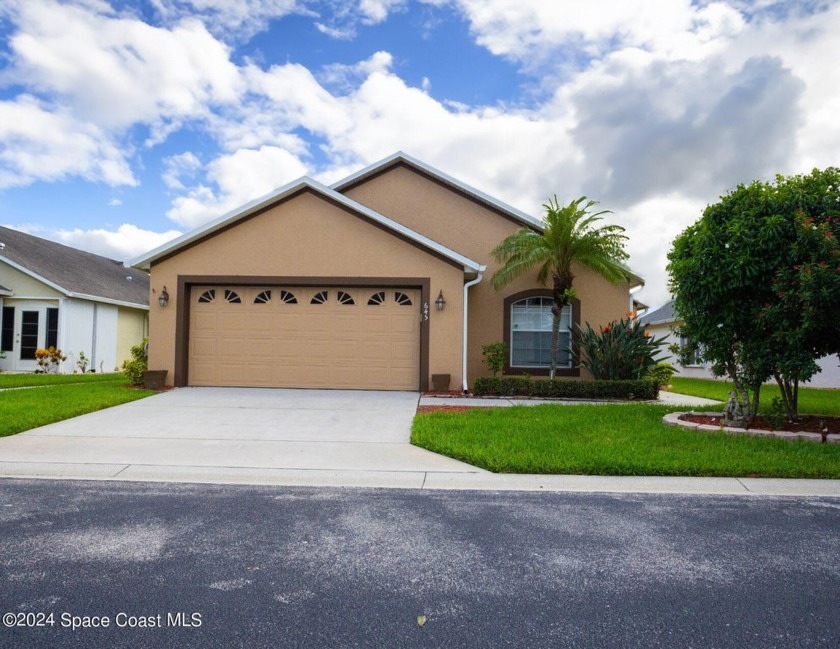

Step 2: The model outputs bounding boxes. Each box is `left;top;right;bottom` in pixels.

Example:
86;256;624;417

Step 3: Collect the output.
422;302;429;321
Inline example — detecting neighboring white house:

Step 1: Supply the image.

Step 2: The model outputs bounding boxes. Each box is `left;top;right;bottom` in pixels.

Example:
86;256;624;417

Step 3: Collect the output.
0;226;149;374
640;300;840;388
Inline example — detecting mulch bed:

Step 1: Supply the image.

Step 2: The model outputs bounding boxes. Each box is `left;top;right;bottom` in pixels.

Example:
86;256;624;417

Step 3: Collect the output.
680;413;840;435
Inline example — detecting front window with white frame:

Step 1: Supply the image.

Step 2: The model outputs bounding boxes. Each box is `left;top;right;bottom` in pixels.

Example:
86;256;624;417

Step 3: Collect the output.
678;334;703;367
510;297;572;368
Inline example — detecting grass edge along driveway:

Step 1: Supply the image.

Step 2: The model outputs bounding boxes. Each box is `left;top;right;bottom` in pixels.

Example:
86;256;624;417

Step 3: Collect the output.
412;388;840;479
0;374;156;438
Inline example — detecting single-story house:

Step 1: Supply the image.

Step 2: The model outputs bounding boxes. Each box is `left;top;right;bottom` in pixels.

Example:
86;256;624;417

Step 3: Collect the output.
131;152;644;391
0;226;149;373
640;300;840;388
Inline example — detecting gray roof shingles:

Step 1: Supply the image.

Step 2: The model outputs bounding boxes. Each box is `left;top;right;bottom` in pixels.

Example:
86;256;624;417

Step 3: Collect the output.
0;226;149;307
639;300;677;325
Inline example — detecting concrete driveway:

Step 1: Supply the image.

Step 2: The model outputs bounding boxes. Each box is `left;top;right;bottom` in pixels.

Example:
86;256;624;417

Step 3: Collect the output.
0;388;484;487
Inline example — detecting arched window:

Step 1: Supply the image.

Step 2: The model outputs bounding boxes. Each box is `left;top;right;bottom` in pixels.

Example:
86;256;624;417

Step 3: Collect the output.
509;296;572;369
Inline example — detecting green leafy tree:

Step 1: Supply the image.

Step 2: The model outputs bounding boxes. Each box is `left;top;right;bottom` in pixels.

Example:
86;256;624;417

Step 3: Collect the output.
668;168;840;422
491;196;634;378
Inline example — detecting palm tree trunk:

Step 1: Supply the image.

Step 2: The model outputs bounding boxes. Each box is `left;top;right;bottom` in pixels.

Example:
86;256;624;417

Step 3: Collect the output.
551;275;572;380
550;311;560;379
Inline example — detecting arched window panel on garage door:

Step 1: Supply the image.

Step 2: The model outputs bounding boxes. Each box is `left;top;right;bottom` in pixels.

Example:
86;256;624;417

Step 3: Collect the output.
224;290;242;304
337;291;355;305
394;291;413;306
254;290;272;304
279;290;298;304
311;291;328;305
367;291;385;306
197;289;216;304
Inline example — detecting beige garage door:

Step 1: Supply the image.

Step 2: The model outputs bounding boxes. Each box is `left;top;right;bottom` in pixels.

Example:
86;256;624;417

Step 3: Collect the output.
188;286;420;390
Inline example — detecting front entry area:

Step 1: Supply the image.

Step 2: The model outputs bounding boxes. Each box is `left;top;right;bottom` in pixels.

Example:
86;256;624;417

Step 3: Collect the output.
188;286;421;390
0;302;59;372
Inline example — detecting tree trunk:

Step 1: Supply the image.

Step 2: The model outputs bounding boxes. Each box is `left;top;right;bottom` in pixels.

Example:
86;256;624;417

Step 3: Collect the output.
550;274;573;380
549;311;560;379
773;371;800;420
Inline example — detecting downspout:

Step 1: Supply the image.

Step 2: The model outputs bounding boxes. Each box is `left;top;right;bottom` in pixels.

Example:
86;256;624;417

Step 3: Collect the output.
462;268;485;393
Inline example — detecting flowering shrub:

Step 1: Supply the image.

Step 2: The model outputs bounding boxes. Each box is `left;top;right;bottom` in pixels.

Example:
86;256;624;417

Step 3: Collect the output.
576;317;667;380
35;346;67;373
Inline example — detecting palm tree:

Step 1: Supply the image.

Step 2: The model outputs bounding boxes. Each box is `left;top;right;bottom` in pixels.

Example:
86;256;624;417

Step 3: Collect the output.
491;196;633;378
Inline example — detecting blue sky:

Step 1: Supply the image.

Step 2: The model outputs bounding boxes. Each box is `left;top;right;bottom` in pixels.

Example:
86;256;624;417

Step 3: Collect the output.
1;0;839;307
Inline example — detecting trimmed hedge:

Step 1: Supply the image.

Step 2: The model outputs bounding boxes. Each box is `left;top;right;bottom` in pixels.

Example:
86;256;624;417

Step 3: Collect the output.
472;376;659;400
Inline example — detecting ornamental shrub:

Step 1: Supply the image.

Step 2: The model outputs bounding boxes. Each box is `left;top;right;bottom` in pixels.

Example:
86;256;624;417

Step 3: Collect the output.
34;346;67;374
122;338;148;386
576;317;667;380
481;341;508;377
473;376;658;400
648;362;677;387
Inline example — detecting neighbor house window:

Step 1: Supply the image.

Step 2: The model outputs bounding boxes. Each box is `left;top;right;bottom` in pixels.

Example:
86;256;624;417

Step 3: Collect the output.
678;334;703;367
510;297;572;369
1;306;13;352
46;308;59;349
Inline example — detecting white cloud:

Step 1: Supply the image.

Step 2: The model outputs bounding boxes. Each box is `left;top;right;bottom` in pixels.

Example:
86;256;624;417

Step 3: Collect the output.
53;223;183;260
448;0;744;68
0;0;246;190
149;0;311;41
166;146;309;227
314;0;407;39
358;0;407;25
0;96;136;188
162;152;202;190
8;1;242;130
107;198;123;206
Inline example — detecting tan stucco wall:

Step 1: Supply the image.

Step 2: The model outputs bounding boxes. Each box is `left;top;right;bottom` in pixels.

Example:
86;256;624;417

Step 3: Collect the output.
149;190;465;387
343;165;636;383
0;263;64;298
116;307;149;366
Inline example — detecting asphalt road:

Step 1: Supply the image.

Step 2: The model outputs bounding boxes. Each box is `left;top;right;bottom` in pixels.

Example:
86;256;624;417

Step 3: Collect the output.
1;478;838;648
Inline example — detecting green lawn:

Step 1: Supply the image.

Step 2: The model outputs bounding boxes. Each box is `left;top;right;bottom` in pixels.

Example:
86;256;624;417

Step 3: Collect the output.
0;372;127;389
412;403;840;478
668;377;840;416
0;376;156;437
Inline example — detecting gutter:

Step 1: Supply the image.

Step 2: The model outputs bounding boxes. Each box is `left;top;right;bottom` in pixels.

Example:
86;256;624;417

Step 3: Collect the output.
462;268;486;393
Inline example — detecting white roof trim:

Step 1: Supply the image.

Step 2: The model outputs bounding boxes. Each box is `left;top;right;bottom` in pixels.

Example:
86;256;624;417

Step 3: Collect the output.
0;255;70;296
331;151;546;231
66;293;149;311
130;176;484;274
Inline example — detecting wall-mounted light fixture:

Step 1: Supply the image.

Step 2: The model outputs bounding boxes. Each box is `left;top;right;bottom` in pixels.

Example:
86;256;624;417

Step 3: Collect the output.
435;290;446;311
158;286;170;308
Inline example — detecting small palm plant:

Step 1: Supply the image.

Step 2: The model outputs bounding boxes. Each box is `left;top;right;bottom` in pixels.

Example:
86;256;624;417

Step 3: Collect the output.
491;196;634;378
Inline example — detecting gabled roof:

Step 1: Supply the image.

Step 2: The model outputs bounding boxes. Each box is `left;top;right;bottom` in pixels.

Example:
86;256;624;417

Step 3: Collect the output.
639;300;677;326
331;151;546;231
130;176;484;275
0;283;11;296
331;152;645;289
0;226;149;308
